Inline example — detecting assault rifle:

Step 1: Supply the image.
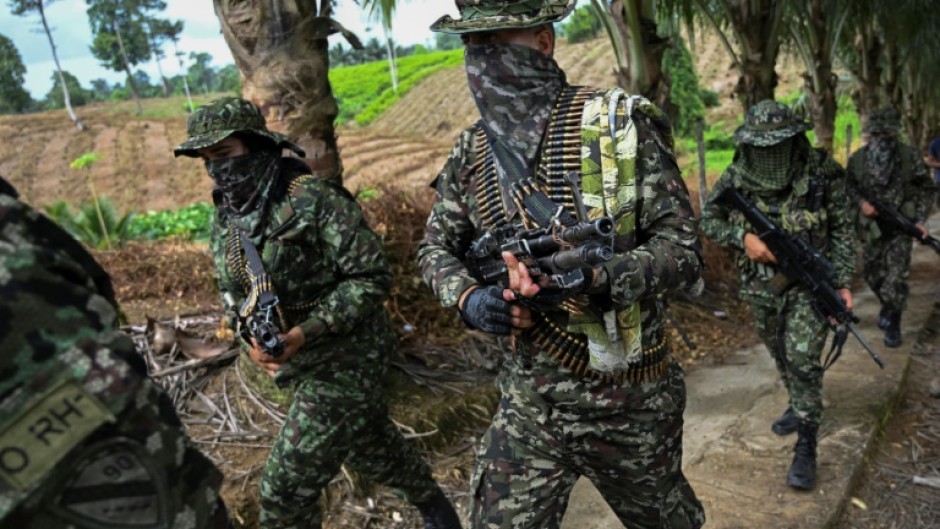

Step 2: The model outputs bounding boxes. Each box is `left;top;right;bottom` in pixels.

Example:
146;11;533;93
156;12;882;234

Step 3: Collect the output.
859;192;940;255
714;185;884;369
466;217;615;293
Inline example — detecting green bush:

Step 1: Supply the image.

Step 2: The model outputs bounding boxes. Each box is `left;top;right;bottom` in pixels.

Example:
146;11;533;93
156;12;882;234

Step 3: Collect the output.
127;202;214;241
663;38;706;137
700;89;720;108
329;49;464;125
44;196;135;250
703;123;736;150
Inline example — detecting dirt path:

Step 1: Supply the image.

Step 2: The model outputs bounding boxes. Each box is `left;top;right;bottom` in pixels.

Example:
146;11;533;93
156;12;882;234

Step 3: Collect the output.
561;215;940;529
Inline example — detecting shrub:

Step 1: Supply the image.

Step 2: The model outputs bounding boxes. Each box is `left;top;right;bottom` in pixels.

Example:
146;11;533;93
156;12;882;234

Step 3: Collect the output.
44;196;135;250
127;203;214;241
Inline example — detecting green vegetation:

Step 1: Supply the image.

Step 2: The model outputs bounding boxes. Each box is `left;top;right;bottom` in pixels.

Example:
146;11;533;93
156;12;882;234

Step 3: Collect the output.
330;48;464;125
44;197;135;250
128;203;214;241
560;5;603;44
662;38;706;137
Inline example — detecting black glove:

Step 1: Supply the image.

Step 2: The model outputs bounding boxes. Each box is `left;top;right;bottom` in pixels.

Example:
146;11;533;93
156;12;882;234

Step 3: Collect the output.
460;285;512;335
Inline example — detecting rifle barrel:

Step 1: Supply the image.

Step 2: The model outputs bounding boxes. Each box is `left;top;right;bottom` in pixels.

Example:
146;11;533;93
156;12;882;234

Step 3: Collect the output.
847;324;885;369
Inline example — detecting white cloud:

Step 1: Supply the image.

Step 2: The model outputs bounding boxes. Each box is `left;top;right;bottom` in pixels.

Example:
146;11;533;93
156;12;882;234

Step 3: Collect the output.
3;0;456;98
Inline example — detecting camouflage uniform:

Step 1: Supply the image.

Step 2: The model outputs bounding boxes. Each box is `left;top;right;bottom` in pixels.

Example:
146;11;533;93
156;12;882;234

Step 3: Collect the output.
700;100;856;490
846;109;936;331
0;179;229;528
174;99;450;529
420;3;705;527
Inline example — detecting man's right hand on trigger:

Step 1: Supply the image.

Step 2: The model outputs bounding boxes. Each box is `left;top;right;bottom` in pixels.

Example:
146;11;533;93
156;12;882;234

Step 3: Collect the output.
459;285;513;335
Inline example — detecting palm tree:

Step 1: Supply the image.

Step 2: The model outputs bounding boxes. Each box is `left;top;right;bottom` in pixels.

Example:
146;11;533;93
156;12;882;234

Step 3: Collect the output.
360;0;400;93
590;0;672;110
661;0;788;114
784;0;848;153
213;0;362;185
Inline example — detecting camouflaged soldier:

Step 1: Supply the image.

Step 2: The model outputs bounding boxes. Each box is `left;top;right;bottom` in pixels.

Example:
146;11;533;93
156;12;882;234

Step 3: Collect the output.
418;2;705;528
701;101;857;491
0;176;230;528
847;108;936;347
173;98;460;529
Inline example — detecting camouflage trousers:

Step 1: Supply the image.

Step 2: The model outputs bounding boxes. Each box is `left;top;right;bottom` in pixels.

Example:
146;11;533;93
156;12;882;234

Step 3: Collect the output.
469;357;704;529
259;373;439;529
749;291;828;426
862;233;913;313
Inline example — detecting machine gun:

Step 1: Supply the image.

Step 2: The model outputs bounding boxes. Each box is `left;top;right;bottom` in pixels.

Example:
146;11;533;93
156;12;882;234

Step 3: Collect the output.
859;192;940;255
715;185;884;369
244;298;285;357
223;292;285;357
466;217;615;294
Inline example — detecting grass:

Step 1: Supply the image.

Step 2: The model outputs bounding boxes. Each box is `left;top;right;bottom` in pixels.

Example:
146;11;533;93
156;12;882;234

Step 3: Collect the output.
102;93;234;119
330;49;464;126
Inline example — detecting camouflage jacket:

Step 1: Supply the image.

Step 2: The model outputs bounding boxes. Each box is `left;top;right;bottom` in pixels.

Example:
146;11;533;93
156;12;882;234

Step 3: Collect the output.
700;148;856;303
417;89;703;357
0;195;227;528
847;142;936;226
209;159;396;384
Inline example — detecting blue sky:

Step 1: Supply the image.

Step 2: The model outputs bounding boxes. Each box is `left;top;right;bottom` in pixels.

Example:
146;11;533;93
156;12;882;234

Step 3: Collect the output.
1;0;457;99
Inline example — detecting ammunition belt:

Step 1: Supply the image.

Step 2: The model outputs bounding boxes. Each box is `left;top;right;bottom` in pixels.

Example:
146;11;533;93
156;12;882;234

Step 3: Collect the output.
473;85;596;231
527;312;669;385
222;173;315;332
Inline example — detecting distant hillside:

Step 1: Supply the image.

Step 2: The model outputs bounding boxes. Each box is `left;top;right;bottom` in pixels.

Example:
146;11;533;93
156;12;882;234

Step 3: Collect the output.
370;38;618;141
0;30;807;214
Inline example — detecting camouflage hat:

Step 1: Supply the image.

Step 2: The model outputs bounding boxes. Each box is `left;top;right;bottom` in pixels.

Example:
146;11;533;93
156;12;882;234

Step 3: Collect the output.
733;100;812;147
173;97;305;158
430;0;576;34
863;107;902;134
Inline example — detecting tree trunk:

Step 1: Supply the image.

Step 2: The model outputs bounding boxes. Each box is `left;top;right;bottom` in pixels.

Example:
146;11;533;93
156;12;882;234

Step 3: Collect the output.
850;29;883;118
113;19;143;115
385;35;398;93
800;0;837;153
172;39;194;112
213;0;345;185
608;1;673;117
727;0;783;113
38;2;85;131
149;32;171;97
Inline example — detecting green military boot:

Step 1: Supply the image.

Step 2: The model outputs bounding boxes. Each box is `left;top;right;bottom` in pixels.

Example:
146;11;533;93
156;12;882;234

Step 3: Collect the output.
414;488;461;529
787;422;818;490
884;311;902;348
771;406;798;436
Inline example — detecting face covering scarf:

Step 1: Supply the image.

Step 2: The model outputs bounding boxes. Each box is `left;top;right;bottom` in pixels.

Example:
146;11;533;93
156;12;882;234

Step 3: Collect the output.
206;150;279;215
866;135;898;186
735;136;807;196
465;43;567;172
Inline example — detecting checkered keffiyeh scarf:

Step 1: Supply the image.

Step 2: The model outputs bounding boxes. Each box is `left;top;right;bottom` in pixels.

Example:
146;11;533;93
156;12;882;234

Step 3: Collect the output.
734;136;809;196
